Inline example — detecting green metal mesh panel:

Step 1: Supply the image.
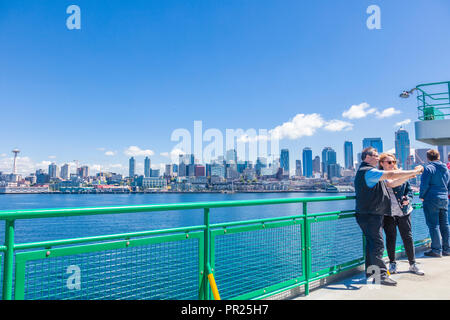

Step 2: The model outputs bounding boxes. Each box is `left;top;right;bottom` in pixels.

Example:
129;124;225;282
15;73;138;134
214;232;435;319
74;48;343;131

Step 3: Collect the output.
213;224;303;300
22;239;199;300
310;217;363;274
411;208;430;243
0;253;2;298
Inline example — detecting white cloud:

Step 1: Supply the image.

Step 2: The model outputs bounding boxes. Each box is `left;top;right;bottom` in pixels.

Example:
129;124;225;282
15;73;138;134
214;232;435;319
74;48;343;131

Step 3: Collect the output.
375;107;401;119
97;147;106;151
269;113;325;140
395;119;411;127
105;151;116;156
124;146;154;157
342;102;377;119
160;152;169;157
0;153;6;157
48;155;57;159
168;148;185;163
342;103;401;120
324;120;353;132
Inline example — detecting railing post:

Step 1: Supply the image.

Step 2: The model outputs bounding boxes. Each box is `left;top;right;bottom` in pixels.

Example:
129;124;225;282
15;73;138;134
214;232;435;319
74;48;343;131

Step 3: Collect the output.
3;219;15;300
203;208;211;300
302;202;311;296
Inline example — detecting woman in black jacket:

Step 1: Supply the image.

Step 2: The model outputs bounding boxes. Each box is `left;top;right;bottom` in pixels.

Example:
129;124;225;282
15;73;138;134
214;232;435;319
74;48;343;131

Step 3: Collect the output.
379;153;425;275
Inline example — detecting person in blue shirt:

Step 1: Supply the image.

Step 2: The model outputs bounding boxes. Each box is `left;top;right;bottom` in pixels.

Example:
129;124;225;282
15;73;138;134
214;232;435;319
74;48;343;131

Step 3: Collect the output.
419;149;450;257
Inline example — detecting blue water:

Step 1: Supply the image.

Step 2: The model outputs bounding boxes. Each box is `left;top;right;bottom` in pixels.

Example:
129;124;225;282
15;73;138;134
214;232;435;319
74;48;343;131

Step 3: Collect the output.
0;192;355;244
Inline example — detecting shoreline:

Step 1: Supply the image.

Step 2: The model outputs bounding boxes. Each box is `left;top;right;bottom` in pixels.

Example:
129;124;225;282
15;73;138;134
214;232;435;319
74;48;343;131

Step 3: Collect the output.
0;190;355;195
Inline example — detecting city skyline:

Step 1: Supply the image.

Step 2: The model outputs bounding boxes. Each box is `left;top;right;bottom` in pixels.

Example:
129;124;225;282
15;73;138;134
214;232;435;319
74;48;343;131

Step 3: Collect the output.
2;127;438;178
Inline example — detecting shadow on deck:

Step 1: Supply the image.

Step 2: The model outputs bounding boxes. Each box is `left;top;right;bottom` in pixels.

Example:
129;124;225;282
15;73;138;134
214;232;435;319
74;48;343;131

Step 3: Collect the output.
293;247;450;300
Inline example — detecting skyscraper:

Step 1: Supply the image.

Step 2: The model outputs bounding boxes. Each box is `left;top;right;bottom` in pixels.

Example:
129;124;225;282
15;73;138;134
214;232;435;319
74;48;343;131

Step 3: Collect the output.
344;141;354;170
363;138;383;153
395;128;410;169
295;160;302;177
312;156;321;174
48;163;59;179
60;164;70;180
226;149;237;164
144;157;151;178
129;157;135;178
321;147;333;176
280;149;290;175
438;145;450;163
325;148;338;180
302;148;313;178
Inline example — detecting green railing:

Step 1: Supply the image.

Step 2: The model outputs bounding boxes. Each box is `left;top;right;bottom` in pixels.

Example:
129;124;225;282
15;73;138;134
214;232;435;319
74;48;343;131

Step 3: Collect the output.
416;81;450;120
0;195;430;300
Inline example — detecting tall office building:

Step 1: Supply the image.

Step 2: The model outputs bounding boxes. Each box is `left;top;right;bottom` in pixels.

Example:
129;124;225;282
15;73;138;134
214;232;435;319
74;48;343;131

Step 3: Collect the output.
438;145;450;163
60;164;70;180
226;149;237;164
395;128;411;169
321;147;333;176
77;166;89;178
363;138;383;153
302;148;313;178
165;164;173;177
280;149;290;175
144;157;151;178
344;141;354;170
325;148;338;180
194;165;206;177
129;157;135;178
312;156;321;174
48;163;59;179
295;160;302;177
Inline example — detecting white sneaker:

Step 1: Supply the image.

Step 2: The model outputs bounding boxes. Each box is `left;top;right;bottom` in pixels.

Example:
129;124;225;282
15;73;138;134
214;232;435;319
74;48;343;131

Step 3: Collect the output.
409;263;425;275
389;262;397;274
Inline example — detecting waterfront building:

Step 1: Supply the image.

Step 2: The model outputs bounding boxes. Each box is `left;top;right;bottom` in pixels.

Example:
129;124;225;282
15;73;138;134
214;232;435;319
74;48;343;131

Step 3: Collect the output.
344;141;354;170
129;157;135;178
60;164;70;180
280;149;290;175
144;157;151;178
211;164;225;178
395;128;411;169
302;148;313;178
363;137;383;153
136;176;167;189
150;169;160;178
295;160;302;177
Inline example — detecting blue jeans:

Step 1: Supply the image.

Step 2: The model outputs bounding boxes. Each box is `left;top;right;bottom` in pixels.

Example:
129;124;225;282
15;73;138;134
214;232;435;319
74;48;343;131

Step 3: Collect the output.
423;198;450;253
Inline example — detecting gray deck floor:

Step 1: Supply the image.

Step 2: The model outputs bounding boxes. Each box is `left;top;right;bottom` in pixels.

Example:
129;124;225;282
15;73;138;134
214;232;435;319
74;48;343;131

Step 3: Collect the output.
295;250;450;300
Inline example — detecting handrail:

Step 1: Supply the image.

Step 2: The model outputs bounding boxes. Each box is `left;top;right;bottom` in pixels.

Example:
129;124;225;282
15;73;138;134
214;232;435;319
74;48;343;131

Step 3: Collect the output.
1;194;428;300
0;195;355;220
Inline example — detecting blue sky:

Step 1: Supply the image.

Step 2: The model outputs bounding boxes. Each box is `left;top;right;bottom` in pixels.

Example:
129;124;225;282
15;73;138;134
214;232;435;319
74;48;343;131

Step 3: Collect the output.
1;0;449;175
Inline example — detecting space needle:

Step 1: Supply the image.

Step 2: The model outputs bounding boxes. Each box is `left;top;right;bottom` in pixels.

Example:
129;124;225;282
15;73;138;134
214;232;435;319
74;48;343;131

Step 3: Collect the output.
12;149;20;174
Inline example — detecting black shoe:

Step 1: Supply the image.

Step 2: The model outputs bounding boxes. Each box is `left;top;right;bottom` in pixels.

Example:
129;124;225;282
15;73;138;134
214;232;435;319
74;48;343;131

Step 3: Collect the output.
380;277;397;286
443;251;450;256
424;250;442;258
